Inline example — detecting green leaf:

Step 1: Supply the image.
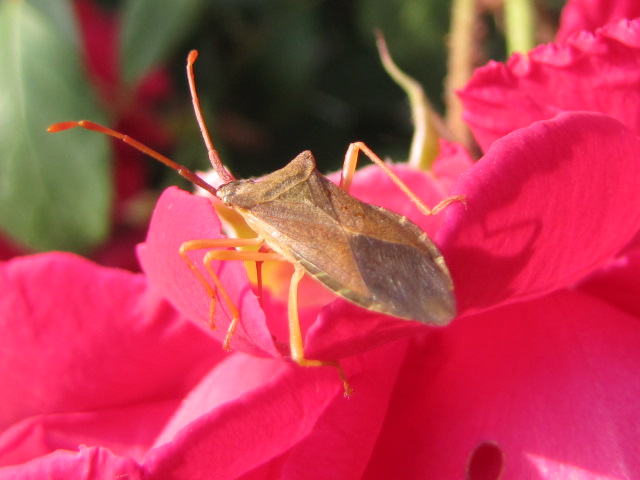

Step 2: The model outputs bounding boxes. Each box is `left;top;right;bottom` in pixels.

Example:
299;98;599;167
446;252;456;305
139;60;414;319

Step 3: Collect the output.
121;0;206;85
27;0;79;46
0;1;111;253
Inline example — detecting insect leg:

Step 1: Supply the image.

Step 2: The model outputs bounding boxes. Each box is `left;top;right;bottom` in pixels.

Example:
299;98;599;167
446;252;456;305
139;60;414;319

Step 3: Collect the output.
201;248;285;349
180;236;267;332
339;141;465;216
288;265;353;396
254;243;275;309
183;239;353;394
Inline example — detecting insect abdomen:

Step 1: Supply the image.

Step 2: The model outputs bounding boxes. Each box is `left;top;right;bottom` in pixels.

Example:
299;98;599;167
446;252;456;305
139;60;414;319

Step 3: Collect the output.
348;231;455;324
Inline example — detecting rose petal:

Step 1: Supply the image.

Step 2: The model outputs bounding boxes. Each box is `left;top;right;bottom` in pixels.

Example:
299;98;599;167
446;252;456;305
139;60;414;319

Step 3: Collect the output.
0;252;218;458
304;300;425;360
441;112;640;314
144;354;339;478
578;248;640;319
252;341;410;479
0;446;142;480
460;17;640;150
432;139;475;191
145;340;409;479
362;290;640;479
557;0;640;42
137;187;279;357
0;401;176;466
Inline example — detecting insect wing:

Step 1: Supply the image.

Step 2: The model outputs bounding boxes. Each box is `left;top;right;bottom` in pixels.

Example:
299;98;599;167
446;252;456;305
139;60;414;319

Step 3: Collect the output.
240;169;455;325
347;205;456;324
242;181;373;301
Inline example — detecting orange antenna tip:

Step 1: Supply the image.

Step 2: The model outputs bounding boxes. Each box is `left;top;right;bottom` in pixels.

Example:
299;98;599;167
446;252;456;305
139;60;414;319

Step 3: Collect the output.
47;121;81;133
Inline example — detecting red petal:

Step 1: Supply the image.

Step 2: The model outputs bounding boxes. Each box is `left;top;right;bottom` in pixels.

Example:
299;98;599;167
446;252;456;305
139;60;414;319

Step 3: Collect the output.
441;112;640;314
460;18;640;151
557;0;640;41
363;291;640;478
578;248;640;319
432;139;475;191
0;446;142;480
144;353;339;478
137;188;279;357
304;300;424;360
0;252;217;460
74;0;119;98
144;341;409;478
0;402;175;466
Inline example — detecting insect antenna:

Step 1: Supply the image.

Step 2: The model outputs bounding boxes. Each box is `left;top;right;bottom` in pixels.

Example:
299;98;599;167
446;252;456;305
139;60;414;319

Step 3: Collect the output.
47;120;218;196
186;50;236;183
48;50;236;196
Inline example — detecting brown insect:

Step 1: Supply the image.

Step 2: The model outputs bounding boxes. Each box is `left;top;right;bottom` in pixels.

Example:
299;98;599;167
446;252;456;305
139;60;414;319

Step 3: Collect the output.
49;50;461;395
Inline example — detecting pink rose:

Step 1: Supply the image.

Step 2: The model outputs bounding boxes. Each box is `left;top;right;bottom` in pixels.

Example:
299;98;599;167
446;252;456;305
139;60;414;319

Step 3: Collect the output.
2;4;640;480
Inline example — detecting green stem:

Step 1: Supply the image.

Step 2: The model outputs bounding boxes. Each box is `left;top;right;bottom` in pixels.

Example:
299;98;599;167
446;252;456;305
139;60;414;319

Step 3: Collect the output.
375;32;441;170
504;0;536;55
445;0;476;151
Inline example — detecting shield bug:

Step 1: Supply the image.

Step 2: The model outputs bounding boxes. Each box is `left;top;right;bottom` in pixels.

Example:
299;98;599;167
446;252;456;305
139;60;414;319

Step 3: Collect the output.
49;50;461;396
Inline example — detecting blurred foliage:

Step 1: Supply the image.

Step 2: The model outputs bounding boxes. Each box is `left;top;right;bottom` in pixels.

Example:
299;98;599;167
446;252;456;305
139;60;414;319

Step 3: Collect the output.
0;0;109;252
126;0;564;177
0;0;565;255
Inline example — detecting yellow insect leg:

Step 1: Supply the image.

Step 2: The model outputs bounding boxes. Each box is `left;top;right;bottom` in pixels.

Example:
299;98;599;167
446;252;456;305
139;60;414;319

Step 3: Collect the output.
202;248;284;349
182;238;353;394
180;237;281;348
288;265;353;396
339;141;465;216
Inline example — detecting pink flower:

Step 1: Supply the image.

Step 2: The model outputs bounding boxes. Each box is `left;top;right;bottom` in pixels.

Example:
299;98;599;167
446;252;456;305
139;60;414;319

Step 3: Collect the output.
459;15;640;152
134;13;640;477
134;111;640;479
3;7;640;480
0;253;217;478
557;0;640;41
